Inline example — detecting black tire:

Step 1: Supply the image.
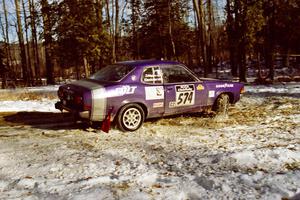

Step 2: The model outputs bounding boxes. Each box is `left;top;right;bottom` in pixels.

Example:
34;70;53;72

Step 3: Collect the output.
213;94;230;115
116;104;145;132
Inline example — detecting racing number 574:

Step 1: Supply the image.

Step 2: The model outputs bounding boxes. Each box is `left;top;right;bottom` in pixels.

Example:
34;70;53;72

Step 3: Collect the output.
177;92;193;105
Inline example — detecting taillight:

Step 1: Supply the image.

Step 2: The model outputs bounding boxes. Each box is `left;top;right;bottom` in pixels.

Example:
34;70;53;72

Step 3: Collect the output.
74;96;83;104
83;104;91;110
240;86;245;94
58;89;63;98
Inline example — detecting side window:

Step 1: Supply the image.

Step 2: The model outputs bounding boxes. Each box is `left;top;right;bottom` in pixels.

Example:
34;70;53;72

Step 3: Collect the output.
142;66;163;84
162;65;197;83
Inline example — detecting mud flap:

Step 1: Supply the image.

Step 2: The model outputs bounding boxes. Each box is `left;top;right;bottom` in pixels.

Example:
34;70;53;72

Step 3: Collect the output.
101;108;113;133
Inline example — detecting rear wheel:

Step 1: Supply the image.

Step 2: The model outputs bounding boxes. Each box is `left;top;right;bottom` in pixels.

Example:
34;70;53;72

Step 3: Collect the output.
117;104;145;132
213;94;230;116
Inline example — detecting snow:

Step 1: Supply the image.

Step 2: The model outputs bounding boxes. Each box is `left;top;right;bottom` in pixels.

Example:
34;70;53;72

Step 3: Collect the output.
0;85;60;93
0;85;59;112
0;83;299;199
0;100;58;112
245;83;300;94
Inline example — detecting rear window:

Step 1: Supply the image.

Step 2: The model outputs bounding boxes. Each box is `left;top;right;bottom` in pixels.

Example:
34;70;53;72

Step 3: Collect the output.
90;65;134;82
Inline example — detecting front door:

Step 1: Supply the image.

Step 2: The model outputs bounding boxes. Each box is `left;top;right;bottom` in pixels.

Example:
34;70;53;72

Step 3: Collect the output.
161;65;205;115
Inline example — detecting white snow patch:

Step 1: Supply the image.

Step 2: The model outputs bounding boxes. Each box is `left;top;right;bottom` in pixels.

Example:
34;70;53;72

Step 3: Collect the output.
0;85;59;93
136;172;158;186
0;100;59;112
231;149;300;171
245;84;300;94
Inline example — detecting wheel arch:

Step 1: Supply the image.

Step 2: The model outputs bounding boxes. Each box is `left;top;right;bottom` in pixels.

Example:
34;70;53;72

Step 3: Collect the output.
114;101;148;122
215;92;234;104
212;92;232;113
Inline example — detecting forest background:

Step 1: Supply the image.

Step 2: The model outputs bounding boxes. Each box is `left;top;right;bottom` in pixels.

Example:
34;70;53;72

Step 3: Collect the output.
0;0;299;88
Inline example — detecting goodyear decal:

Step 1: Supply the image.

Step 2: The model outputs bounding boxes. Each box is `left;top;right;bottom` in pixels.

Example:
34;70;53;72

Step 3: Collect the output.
216;83;234;88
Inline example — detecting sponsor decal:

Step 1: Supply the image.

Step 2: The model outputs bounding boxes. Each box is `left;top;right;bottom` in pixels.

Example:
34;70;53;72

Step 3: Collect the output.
153;102;164;108
145;86;164;100
175;85;195;106
197;84;204;91
131;75;137;81
208;90;215;98
105;85;137;98
169;101;176;108
115;85;137;95
216;83;234;88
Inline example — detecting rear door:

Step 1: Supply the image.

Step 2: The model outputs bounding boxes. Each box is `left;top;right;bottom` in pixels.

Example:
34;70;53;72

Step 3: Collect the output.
141;66;165;117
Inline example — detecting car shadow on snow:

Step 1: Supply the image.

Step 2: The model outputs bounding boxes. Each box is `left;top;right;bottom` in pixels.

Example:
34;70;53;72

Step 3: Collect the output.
2;112;84;130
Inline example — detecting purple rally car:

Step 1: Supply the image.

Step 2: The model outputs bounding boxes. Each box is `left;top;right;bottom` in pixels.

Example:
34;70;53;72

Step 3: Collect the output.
55;60;244;131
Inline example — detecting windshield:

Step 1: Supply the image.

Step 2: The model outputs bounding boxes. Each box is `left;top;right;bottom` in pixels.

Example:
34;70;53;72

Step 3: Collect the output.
89;64;134;82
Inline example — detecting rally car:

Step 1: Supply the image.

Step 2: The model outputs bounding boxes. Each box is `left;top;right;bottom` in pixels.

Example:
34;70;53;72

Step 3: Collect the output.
55;60;244;132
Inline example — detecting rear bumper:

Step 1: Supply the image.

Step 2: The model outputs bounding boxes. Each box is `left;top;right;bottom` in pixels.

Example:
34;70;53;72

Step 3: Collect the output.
55;101;90;119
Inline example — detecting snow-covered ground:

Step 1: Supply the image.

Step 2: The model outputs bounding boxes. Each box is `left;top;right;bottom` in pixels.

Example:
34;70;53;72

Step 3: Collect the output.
0;83;299;200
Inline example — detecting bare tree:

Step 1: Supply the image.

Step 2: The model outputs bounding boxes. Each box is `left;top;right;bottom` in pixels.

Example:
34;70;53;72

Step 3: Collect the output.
130;0;140;59
22;0;34;85
168;0;176;60
114;0;119;62
2;0;13;70
29;0;41;81
193;0;207;77
14;0;29;85
41;0;55;84
1;0;13;88
206;0;214;73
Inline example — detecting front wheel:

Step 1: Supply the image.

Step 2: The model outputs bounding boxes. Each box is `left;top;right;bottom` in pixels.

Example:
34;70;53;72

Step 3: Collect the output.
213;94;230;116
116;104;145;132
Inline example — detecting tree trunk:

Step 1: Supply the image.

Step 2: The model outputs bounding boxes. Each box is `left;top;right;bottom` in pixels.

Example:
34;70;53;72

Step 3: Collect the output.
193;0;207;77
131;0;139;59
207;0;215;74
94;0;103;72
105;0;114;62
22;0;33;85
95;0;103;33
83;57;89;78
193;9;201;67
114;0;119;62
226;0;238;77
2;0;13;79
29;0;41;82
105;0;112;35
41;0;55;85
14;0;29;85
238;41;247;82
0;16;7;89
168;0;176;60
264;3;275;82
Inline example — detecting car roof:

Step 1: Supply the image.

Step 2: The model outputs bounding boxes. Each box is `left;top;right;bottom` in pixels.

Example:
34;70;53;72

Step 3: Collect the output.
116;60;182;68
